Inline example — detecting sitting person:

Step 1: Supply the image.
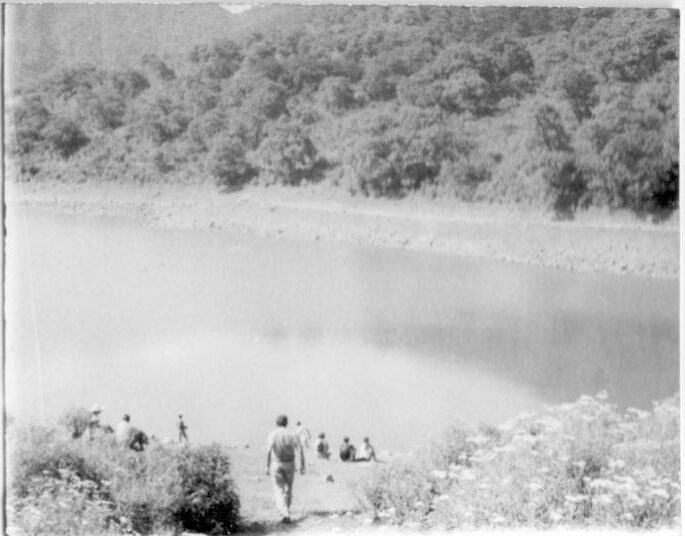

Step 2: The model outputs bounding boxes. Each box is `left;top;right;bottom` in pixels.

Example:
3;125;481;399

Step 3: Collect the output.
355;436;377;462
339;437;356;462
129;428;148;452
114;414;133;445
315;432;330;459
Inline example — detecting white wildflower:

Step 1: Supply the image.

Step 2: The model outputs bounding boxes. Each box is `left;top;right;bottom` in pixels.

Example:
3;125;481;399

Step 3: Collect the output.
550;511;563;522
431;470;447;480
626;407;649;419
648;488;669;499
564;494;587;504
608;459;626;470
528;482;543;492
460;469;476;481
594;494;614;506
589;478;617;490
466;434;489;445
596;390;609;400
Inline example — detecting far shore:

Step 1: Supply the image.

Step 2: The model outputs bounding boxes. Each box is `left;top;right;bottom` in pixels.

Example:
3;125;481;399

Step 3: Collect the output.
5;180;679;280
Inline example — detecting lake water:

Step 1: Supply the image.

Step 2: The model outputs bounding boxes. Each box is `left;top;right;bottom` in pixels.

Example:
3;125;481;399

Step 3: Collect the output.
5;209;679;451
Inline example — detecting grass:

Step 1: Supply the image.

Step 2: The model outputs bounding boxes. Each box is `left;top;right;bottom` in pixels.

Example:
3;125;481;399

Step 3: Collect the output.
360;392;680;530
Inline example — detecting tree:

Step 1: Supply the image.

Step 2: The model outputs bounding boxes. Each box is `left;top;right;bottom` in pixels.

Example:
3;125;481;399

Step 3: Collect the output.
559;68;599;122
11;94;51;154
189;40;244;80
207;133;254;188
43;116;89;157
534;105;571;152
344;107;457;196
141;54;176;81
88;89;127;129
318;76;355;112
135;93;189;144
251;120;321;185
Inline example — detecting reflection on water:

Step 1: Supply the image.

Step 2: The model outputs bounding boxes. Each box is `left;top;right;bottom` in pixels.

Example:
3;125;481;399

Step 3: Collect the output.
6;210;679;450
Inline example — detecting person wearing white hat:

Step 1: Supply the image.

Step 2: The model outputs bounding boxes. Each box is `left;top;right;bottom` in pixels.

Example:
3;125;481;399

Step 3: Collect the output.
87;404;104;441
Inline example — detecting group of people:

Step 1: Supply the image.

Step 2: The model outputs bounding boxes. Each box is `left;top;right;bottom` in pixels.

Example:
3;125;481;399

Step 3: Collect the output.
314;433;377;462
85;405;190;450
265;414;378;524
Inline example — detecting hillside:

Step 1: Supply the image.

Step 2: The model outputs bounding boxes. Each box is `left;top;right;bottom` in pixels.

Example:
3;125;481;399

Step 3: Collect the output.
6;4;237;88
5;5;679;220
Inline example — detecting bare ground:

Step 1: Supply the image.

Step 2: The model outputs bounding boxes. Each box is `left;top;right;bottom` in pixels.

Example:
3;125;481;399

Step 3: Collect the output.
5;180;679;280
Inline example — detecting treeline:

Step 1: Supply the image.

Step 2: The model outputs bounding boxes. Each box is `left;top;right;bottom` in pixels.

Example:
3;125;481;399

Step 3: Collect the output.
8;6;679;218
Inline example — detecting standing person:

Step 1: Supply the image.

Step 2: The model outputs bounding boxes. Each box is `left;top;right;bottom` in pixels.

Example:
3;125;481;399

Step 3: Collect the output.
296;421;311;449
114;414;133;445
339;437;356;462
178;414;189;445
266;414;305;524
87;405;104;441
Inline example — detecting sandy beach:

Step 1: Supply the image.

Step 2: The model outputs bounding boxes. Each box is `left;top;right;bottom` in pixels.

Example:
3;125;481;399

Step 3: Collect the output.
6;180;679;280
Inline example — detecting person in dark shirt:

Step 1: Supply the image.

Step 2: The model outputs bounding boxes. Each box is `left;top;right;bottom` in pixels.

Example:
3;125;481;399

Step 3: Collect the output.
315;432;330;459
339;436;356;462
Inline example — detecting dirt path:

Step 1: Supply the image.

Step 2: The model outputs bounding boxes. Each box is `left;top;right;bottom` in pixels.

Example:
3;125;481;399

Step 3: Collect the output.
229;447;376;534
6;180;679;280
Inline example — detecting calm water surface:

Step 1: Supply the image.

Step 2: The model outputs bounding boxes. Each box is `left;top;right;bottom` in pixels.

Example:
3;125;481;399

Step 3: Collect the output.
6;209;679;451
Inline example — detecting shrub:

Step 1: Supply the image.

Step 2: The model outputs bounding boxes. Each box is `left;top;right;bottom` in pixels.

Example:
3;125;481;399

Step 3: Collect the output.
11;94;51;154
173;444;241;535
362;393;680;530
60;407;91;439
43;117;89;158
8;424;241;536
360;457;434;526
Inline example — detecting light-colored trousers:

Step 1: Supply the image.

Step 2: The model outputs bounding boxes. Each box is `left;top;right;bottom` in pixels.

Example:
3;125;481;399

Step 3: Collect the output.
271;461;295;518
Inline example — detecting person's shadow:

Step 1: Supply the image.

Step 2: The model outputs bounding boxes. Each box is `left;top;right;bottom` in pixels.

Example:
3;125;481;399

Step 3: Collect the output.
240;516;305;534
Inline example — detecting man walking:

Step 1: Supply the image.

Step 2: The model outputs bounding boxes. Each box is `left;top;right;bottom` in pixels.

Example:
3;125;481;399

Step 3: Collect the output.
266;414;305;523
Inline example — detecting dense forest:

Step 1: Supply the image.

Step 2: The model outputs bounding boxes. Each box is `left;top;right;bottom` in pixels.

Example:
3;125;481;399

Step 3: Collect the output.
7;6;679;218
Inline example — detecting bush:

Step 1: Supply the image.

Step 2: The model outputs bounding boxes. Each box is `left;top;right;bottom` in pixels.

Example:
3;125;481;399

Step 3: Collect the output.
8;424;241;536
11;94;51;154
362;393;680;530
60;407;91;439
44;117;89;158
174;444;241;535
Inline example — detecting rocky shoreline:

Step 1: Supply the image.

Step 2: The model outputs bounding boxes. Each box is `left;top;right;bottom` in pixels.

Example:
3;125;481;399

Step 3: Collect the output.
6;180;679;280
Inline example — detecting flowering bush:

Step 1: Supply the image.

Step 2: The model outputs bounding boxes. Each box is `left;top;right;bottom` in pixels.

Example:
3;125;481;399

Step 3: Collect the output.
362;392;679;529
8;425;240;535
